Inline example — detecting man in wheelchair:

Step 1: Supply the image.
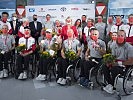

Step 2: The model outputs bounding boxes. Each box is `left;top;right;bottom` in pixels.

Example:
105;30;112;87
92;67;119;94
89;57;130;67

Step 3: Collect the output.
79;28;106;87
16;26;36;80
0;25;15;78
57;29;81;85
103;30;133;94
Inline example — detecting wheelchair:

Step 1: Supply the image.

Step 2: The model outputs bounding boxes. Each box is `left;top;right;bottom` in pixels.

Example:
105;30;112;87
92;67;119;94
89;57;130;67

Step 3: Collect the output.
14;52;36;79
81;59;105;89
65;58;81;85
100;65;133;100
36;56;57;82
1;50;16;77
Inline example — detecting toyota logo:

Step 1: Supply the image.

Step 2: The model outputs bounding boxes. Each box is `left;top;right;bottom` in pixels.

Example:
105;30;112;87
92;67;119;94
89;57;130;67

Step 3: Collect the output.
60;7;67;12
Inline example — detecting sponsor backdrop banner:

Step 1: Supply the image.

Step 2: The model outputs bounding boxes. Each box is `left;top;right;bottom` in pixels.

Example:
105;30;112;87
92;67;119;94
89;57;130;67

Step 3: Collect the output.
25;4;95;24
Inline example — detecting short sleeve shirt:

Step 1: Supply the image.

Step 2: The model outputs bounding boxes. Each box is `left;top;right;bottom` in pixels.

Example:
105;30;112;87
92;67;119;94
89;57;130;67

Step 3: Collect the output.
112;42;133;61
88;39;106;58
63;38;81;53
0;34;15;52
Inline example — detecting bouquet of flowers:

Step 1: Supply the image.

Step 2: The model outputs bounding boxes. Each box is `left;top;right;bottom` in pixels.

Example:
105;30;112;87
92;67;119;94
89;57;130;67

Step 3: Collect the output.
16;44;26;52
65;50;77;61
103;53;115;67
40;51;50;59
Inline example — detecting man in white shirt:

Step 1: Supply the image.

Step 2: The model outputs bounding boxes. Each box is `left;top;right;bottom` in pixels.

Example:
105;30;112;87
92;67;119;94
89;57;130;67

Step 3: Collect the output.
110;15;124;33
0;12;11;30
124;14;133;45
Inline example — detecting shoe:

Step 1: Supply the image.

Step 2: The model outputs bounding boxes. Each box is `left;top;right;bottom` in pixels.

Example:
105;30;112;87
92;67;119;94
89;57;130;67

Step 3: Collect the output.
57;78;63;84
103;84;115;94
18;73;24;80
82;79;90;87
36;74;42;80
0;70;4;78
60;78;66;85
3;69;8;78
23;71;27;79
39;75;46;81
79;77;86;86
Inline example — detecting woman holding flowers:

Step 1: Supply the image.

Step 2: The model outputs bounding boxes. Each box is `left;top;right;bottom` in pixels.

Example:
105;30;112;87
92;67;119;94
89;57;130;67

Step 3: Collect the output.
57;29;81;85
79;28;106;87
0;25;15;78
103;30;133;94
16;26;36;80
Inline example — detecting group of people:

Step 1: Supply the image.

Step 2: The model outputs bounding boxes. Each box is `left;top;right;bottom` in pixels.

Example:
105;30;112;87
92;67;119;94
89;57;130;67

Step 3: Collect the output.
0;11;133;95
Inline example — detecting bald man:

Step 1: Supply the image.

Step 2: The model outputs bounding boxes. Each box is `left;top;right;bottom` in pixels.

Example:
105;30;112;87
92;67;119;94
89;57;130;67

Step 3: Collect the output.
80;28;106;87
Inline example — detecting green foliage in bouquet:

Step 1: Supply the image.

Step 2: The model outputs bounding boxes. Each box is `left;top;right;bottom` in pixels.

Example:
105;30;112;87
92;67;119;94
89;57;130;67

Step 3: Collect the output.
16;44;26;52
103;53;115;64
40;51;50;59
65;50;77;61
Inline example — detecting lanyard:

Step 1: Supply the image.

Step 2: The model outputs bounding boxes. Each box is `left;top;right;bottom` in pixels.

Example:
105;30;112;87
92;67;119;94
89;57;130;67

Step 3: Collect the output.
68;39;72;49
2;35;8;45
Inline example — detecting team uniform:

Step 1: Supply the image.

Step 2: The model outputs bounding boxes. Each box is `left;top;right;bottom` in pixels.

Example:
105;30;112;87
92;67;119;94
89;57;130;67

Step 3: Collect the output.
0;34;15;78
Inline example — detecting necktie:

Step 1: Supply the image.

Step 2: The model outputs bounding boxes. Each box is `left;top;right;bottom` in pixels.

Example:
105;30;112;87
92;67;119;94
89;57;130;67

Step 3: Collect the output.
128;25;132;37
13;21;16;30
26;38;28;50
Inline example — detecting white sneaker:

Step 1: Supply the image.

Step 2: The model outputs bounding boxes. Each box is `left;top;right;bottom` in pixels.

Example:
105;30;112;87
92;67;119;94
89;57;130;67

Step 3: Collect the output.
3;69;8;78
0;71;4;78
39;75;46;81
36;74;42;80
57;78;63;84
18;73;24;80
103;84;115;94
60;78;66;85
23;72;27;79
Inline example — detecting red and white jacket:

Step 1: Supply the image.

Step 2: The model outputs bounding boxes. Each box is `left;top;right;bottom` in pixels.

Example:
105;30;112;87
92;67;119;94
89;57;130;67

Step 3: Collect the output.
110;23;125;33
18;25;25;38
18;36;36;54
124;23;133;45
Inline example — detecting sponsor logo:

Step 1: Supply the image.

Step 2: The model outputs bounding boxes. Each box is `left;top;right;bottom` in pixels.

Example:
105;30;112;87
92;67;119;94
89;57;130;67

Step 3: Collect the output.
39;8;45;12
71;8;79;10
48;8;56;11
60;7;67;12
29;8;35;12
83;8;90;10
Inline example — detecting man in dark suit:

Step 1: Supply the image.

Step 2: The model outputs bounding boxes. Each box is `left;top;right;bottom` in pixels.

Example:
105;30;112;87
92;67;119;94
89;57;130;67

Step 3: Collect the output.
9;13;21;46
29;14;42;44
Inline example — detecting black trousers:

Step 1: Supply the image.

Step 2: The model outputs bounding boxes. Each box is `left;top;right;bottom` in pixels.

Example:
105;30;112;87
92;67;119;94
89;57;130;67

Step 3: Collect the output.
57;57;80;79
0;51;11;71
39;57;55;75
80;57;102;79
103;65;129;86
16;54;30;74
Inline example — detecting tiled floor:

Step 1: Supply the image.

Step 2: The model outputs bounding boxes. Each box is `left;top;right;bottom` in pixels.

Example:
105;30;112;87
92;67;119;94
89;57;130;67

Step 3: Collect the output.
0;77;133;100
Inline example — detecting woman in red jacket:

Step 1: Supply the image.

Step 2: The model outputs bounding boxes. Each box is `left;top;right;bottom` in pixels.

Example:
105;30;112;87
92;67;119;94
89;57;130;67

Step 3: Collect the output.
61;16;78;40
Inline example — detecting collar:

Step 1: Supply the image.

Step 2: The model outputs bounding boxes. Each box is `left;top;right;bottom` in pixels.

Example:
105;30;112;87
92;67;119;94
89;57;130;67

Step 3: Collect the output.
24;36;30;39
127;23;133;26
115;22;123;26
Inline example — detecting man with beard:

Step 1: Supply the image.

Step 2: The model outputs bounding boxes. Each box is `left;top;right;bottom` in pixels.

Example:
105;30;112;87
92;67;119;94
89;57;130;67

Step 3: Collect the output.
103;30;133;94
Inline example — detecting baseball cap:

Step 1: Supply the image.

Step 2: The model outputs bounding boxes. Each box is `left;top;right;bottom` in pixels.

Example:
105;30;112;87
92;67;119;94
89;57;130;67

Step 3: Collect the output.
46;29;52;33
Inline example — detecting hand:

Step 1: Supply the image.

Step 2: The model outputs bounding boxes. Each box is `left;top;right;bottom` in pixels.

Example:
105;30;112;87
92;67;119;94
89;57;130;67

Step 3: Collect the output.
85;56;89;61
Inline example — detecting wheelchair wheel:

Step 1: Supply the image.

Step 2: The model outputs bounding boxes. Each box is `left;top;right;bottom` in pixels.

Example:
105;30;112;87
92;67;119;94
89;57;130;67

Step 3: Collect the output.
95;64;106;86
73;59;81;81
123;68;133;95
